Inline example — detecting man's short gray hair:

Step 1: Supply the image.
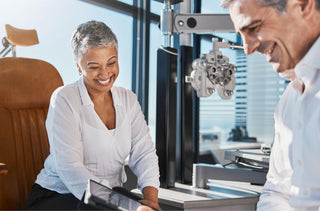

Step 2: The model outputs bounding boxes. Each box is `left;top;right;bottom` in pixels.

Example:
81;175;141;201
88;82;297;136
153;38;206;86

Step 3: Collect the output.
71;20;118;62
220;0;320;12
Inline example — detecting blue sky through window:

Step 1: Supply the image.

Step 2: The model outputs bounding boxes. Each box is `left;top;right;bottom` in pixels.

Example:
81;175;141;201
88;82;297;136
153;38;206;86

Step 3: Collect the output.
0;0;132;89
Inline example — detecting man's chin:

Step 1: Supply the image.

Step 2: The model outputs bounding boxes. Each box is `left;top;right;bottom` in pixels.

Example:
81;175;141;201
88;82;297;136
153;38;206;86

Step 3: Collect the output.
279;69;296;80
271;62;290;75
270;62;296;80
271;62;281;72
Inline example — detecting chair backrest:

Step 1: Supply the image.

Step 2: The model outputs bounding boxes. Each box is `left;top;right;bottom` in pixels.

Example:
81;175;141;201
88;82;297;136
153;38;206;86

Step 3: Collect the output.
0;57;63;209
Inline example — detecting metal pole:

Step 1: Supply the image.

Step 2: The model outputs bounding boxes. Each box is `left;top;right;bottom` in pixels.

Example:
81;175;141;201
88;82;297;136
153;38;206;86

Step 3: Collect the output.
178;0;192;47
161;0;173;47
11;46;16;57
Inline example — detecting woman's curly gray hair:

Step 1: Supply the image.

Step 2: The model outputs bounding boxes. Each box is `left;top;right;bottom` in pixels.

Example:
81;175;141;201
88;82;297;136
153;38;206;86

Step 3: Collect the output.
71;20;118;62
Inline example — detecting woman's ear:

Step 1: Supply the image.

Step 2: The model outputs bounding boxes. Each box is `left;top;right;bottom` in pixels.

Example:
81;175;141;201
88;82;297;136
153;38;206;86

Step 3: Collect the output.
76;63;82;75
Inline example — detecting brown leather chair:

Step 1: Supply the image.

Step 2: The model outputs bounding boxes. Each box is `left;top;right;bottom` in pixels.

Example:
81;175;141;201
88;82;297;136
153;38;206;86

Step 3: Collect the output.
0;57;63;209
0;163;8;175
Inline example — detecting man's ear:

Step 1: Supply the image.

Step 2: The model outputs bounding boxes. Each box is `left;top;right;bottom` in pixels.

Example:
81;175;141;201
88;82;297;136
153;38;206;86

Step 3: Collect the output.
296;0;315;19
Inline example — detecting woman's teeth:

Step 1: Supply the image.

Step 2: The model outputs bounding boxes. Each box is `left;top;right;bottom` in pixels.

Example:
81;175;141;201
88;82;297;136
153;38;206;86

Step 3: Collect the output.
98;78;111;85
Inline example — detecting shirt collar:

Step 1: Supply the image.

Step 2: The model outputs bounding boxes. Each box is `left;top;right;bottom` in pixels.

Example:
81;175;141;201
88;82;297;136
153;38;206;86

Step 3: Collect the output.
294;35;320;90
78;76;93;106
77;76;121;107
111;87;121;107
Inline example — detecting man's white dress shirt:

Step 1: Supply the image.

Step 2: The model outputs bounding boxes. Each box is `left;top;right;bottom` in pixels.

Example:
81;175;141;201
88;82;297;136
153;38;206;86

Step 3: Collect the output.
257;36;320;210
36;77;160;199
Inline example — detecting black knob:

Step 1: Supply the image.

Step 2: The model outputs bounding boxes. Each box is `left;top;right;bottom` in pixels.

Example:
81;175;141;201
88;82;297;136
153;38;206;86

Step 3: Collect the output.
187;17;197;28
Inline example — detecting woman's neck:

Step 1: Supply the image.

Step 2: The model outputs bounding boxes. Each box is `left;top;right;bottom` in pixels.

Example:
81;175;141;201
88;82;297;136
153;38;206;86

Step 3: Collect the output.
88;89;112;105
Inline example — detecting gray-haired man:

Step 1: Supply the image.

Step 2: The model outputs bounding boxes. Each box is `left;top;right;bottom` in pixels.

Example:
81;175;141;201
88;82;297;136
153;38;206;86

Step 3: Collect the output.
220;0;320;210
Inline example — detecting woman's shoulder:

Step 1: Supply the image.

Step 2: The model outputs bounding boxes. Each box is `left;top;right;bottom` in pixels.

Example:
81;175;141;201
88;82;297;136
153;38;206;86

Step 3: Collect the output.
112;86;138;105
112;86;136;98
51;80;80;101
48;80;83;116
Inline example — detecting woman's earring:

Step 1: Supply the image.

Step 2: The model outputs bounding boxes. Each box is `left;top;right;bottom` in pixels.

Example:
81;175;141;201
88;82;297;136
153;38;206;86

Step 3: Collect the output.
79;72;82;76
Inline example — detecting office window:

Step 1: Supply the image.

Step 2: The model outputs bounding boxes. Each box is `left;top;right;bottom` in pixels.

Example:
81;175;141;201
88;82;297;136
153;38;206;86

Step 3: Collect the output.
148;22;162;143
117;0;133;5
150;0;163;15
198;1;288;163
0;0;132;89
201;0;229;14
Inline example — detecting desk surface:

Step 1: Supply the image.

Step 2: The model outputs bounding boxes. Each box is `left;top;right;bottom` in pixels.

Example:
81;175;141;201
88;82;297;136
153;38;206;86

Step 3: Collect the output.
135;180;262;210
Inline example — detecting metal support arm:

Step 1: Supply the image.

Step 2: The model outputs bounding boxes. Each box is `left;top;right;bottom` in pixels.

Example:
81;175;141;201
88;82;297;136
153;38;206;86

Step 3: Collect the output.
160;0;235;47
173;13;235;34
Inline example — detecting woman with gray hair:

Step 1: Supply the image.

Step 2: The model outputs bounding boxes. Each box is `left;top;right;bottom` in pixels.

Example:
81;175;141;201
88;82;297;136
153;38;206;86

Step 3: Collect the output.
25;20;160;210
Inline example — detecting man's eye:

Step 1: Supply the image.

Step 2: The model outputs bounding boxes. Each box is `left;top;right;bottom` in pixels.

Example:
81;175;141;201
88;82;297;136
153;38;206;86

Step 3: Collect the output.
248;25;260;33
108;61;116;66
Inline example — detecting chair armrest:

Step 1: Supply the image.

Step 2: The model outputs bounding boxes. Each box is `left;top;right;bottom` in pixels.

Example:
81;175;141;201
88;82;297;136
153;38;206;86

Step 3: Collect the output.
0;163;8;175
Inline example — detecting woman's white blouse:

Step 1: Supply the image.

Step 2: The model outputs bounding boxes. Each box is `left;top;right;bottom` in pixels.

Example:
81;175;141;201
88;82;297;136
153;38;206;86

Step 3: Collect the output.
36;77;160;199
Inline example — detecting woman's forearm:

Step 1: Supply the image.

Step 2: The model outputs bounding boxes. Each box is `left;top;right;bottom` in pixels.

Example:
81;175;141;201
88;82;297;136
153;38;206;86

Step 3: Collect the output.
142;186;158;203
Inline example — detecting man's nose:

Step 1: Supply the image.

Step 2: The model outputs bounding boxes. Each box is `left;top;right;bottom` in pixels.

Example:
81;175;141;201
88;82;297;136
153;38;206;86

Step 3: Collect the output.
242;34;260;55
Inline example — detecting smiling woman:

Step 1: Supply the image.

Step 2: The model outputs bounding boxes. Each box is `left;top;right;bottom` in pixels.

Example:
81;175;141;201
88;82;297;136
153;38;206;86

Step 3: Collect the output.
78;47;119;95
72;21;120;130
25;20;160;210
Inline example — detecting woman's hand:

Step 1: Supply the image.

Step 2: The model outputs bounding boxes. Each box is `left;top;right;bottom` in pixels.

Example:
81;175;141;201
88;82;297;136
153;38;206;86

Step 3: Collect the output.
137;205;153;211
137;205;154;211
138;200;161;211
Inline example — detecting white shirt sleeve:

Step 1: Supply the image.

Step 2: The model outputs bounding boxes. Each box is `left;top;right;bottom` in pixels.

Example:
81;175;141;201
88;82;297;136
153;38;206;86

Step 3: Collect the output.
46;89;108;199
127;91;160;191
